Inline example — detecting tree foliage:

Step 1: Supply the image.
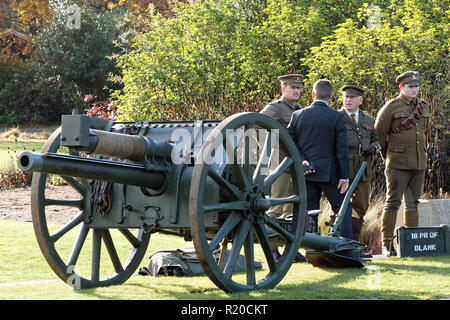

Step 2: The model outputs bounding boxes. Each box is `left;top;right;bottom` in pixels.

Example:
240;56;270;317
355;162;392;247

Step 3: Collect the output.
0;62;80;124
114;0;367;121
10;0;53;31
302;0;449;197
33;0;127;99
302;0;449;115
0;0;132;125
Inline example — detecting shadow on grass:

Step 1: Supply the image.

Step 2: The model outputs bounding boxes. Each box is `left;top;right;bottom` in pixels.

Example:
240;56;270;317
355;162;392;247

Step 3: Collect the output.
71;281;225;300
374;256;450;274
66;255;450;300
270;256;450;300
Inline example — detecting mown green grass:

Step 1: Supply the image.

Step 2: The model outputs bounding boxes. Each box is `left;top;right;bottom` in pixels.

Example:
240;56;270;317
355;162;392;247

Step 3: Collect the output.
0;140;45;169
0;220;448;300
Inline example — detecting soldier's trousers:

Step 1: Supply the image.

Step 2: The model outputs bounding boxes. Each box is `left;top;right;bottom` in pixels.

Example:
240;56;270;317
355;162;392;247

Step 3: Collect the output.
350;179;370;218
384;168;425;212
267;172;293;217
382;168;425;243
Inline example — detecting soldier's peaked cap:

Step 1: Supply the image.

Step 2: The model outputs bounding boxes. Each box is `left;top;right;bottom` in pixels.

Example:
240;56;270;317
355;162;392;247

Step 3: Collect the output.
278;74;304;88
396;71;420;85
341;85;365;96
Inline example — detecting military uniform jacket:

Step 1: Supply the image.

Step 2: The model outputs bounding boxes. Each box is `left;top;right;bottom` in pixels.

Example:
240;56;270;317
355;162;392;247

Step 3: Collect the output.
260;97;301;162
339;109;380;182
260;97;301;128
375;94;430;170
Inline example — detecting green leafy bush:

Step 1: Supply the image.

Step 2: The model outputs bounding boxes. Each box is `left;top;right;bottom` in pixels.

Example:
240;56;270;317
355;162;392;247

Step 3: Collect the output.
113;0;366;121
301;1;448;114
0;0;129;125
301;0;449;197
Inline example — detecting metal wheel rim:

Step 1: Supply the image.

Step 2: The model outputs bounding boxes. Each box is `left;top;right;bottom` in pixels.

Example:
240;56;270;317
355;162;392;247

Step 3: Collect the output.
31;127;150;289
189;112;307;292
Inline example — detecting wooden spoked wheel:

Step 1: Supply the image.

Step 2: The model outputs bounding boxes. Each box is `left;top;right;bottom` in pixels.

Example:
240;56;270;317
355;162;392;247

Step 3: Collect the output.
189;112;307;292
30;127;150;289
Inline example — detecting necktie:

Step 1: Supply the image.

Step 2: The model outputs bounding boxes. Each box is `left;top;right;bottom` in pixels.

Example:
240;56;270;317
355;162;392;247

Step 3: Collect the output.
351;113;357;126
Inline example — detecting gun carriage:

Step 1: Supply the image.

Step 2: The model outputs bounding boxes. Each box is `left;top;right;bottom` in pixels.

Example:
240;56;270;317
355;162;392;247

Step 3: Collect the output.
18;111;366;293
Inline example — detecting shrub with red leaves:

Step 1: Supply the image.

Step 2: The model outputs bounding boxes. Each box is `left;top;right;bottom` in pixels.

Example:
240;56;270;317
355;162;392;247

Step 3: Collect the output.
85;95;117;121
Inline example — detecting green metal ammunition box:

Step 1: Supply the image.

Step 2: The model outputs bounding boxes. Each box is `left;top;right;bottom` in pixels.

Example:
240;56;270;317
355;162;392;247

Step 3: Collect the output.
394;225;450;258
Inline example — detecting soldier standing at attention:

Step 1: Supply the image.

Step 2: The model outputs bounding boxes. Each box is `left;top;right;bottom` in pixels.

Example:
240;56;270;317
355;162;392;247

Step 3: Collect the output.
260;74;306;262
375;71;430;256
339;85;380;243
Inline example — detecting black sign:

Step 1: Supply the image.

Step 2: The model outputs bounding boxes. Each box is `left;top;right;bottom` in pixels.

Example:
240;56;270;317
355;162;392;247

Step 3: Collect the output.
395;225;450;258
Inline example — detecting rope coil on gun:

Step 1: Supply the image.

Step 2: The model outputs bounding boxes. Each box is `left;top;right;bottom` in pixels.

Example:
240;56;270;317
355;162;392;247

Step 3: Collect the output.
91;180;114;216
91;129;147;161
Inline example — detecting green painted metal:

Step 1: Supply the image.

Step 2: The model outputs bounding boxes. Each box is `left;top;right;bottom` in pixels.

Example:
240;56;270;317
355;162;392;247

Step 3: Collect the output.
18;151;168;190
329;161;367;237
18;112;371;292
189;112;307;292
28;127;151;289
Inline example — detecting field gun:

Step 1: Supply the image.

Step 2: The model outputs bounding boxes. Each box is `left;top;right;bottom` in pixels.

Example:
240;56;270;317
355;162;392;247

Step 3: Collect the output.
18;111;368;292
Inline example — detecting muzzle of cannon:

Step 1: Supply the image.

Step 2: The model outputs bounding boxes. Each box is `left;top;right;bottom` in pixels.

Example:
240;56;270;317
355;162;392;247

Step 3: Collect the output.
18;111;369;293
18;151;167;190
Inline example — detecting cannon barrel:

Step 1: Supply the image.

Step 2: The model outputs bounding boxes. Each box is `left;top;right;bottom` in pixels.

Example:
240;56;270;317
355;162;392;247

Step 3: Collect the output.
301;232;344;251
18;151;167;190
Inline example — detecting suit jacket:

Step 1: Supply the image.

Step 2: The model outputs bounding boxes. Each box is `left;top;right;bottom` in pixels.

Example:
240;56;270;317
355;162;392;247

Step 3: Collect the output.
287;100;349;183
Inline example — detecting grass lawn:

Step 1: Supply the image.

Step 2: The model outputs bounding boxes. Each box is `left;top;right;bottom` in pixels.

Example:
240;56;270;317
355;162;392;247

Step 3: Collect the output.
0;219;448;300
0;140;45;169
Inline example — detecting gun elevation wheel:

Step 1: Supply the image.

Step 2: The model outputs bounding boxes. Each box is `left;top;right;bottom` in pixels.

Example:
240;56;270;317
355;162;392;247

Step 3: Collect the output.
31;127;150;289
189;112;307;292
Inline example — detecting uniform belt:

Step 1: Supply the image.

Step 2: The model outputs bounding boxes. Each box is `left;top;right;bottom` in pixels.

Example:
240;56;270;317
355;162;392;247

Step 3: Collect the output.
349;147;359;153
391;98;423;134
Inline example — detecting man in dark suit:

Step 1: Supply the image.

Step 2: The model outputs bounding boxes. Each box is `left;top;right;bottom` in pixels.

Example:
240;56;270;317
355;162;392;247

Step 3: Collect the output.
287;79;353;239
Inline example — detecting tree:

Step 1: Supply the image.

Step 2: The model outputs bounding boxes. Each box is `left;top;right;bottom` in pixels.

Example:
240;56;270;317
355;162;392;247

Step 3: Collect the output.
114;0;368;121
33;0;128;99
301;0;448;115
0;0;129;124
301;0;449;197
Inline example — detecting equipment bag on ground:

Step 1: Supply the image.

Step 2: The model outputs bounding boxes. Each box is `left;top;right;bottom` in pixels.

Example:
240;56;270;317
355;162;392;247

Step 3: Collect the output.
138;246;262;277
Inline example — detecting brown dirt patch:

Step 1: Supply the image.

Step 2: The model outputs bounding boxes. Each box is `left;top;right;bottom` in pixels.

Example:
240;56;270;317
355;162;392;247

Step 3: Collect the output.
0;185;80;225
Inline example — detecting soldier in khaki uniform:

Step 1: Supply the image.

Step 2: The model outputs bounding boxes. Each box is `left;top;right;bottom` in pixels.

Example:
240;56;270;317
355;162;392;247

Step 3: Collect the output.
375;71;430;256
260;74;303;217
339;85;380;243
260;74;305;262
